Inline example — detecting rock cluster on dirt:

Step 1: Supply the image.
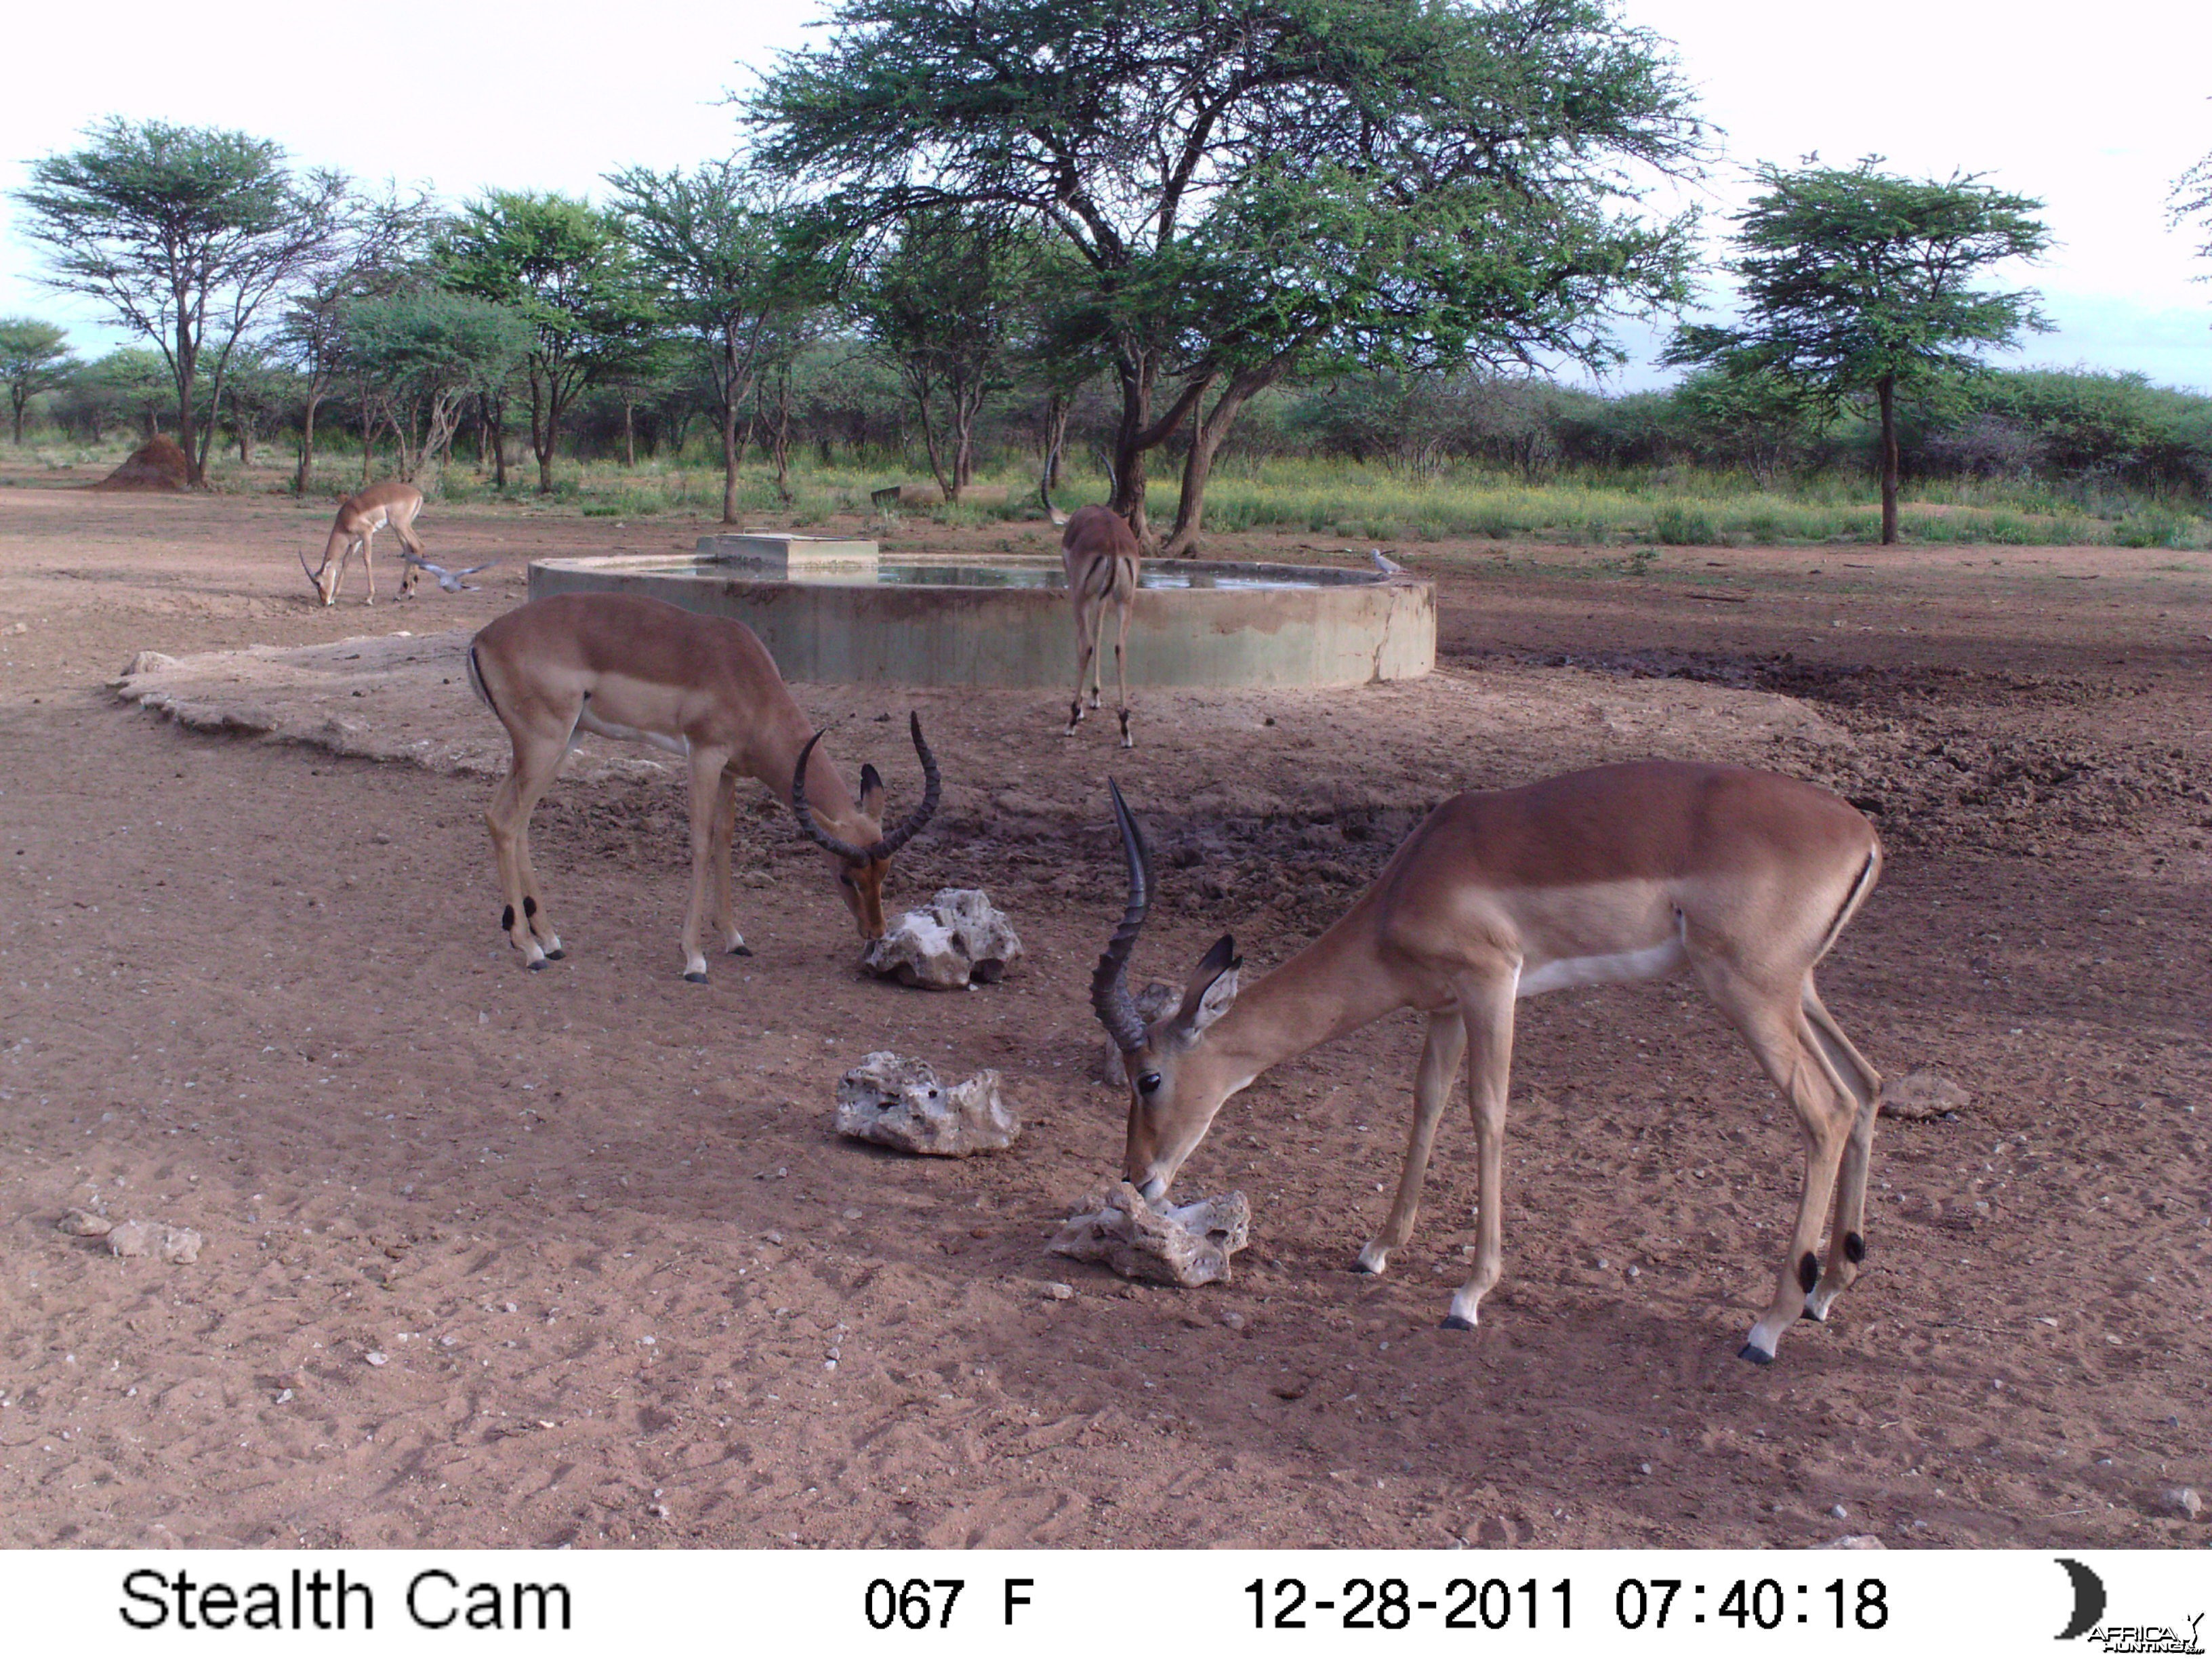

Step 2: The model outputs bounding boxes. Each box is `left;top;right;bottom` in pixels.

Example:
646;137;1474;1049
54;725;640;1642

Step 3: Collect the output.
56;1207;112;1236
862;888;1024;990
104;1221;203;1263
1049;1183;1250;1287
1881;1069;1973;1120
90;436;191;492
834;1051;1021;1156
1099;981;1185;1087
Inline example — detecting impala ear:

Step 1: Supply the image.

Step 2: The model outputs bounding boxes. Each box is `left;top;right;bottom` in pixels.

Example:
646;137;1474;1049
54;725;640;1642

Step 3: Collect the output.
857;762;885;819
1174;934;1241;1036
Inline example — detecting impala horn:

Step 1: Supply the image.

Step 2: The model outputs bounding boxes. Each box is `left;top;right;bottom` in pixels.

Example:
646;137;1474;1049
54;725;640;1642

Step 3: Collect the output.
1040;436;1068;527
790;712;941;863
1090;779;1153;1054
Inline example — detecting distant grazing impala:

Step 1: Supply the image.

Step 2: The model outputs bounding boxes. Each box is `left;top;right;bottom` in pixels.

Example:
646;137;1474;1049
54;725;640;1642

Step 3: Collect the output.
1092;762;1885;1364
1041;452;1139;747
466;592;939;981
304;482;430;607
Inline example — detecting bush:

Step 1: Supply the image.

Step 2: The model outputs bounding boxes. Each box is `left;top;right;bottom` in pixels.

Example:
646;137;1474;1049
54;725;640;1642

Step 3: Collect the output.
1652;503;1719;545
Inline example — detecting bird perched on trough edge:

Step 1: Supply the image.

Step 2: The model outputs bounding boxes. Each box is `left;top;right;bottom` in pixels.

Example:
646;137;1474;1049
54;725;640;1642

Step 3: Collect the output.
1371;548;1405;576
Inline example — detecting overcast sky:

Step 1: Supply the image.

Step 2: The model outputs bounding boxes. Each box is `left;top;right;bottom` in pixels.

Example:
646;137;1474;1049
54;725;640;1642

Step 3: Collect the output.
3;0;2207;391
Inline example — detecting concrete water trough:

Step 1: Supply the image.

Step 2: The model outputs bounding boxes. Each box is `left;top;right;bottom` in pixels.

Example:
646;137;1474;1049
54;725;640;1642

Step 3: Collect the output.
527;535;1434;689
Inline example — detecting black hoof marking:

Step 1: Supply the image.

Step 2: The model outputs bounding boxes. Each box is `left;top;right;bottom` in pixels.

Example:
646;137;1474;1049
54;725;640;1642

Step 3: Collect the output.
1797;1251;1820;1293
1799;1305;1826;1322
1737;1343;1775;1366
523;895;537;918
729;944;753;957
544;947;565;961
684;970;709;985
528;959;547;972
1439;1314;1475;1332
1353;1258;1380;1275
1845;1231;1867;1264
501;904;515;932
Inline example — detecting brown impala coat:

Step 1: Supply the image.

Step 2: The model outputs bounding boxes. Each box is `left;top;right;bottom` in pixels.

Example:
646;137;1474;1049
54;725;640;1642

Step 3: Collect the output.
468;593;935;979
1098;760;1883;1364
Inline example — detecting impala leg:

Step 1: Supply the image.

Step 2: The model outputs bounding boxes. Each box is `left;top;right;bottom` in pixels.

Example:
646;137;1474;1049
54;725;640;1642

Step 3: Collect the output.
512;804;562;960
396;521;424;598
1088;605;1106;708
486;728;569;970
1358;1008;1468;1274
1441;980;1518;1330
1697;962;1856;1364
361;527;376;605
679;747;728;983
710;765;750;957
1065;596;1097;735
1113;601;1132;749
1801;981;1883;1320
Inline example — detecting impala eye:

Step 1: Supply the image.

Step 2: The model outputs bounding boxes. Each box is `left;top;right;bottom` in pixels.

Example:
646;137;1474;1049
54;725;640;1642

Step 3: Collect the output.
1136;1071;1163;1095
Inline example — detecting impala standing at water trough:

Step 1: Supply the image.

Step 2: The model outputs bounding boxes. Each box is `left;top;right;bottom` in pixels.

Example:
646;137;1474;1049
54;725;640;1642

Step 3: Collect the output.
1042;455;1139;747
1092;762;1885;1364
304;482;429;607
467;592;940;980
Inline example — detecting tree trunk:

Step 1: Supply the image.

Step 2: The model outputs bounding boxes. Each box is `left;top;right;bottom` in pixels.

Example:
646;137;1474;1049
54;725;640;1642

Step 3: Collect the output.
173;295;205;488
529;371;556;495
1162;361;1288;558
9;392;24;445
720;381;740;525
1041;393;1069;489
1877;375;1900;546
295;382;326;494
622;399;636;468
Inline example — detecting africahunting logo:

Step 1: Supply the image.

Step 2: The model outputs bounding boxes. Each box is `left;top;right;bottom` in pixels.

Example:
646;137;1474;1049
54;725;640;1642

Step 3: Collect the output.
2055;1559;2205;1653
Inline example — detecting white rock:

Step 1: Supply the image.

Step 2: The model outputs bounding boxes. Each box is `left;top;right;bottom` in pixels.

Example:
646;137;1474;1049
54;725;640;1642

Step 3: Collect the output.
834;1052;1020;1156
113;649;176;682
2160;1485;2202;1519
863;888;1024;990
1881;1070;1972;1120
1049;1182;1251;1288
1100;981;1185;1086
1817;1534;1886;1549
56;1207;113;1237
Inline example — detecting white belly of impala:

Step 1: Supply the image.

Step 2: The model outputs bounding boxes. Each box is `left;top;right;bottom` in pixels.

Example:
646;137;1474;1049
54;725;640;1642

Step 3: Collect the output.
1517;937;1687;997
575;705;689;757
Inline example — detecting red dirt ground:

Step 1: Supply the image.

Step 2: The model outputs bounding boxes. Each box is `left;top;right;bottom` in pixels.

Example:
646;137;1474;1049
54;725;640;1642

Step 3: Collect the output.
0;480;2207;1550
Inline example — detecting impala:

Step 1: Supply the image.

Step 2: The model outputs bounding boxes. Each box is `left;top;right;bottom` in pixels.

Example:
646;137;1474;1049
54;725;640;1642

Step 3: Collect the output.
304;482;428;607
1091;762;1885;1364
1041;453;1139;747
466;592;939;980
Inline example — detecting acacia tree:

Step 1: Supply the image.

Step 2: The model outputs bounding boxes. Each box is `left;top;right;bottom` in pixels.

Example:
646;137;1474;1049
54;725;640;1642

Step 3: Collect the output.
604;162;807;521
340;290;532;485
0;319;79;443
276;184;434;492
852;210;1036;501
752;0;1704;551
1667;159;2049;544
12;119;348;485
437;191;657;493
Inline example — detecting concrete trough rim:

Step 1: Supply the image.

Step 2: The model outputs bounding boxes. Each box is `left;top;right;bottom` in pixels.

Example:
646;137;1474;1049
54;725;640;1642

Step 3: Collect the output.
526;550;1435;690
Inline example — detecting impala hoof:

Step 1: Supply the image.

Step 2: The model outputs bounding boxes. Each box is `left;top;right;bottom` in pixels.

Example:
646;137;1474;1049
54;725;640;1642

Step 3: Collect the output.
1439;1314;1475;1332
729;944;752;957
1799;1303;1826;1322
544;947;565;962
683;970;708;985
1737;1343;1775;1366
527;958;547;972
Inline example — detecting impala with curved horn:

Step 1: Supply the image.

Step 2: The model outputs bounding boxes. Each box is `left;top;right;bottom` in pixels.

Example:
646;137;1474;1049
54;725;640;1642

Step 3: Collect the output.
1041;445;1139;747
467;592;939;980
1092;764;1885;1364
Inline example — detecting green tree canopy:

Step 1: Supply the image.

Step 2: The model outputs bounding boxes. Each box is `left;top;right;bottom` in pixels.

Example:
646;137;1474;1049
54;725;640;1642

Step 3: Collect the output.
751;0;1706;551
340;289;533;484
1666;158;2049;543
604;161;814;521
851;210;1040;501
0;318;81;444
11;118;348;485
436;191;657;492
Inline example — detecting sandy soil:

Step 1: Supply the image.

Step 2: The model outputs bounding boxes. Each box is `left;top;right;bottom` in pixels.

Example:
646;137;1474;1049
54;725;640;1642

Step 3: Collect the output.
1;478;2208;1551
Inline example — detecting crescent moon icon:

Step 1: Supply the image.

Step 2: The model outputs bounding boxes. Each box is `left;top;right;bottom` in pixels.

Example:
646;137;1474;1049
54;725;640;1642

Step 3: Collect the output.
2055;1557;2106;1641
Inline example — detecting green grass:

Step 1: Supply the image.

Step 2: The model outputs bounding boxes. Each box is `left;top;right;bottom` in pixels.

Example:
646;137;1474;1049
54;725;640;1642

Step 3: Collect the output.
17;430;2207;550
